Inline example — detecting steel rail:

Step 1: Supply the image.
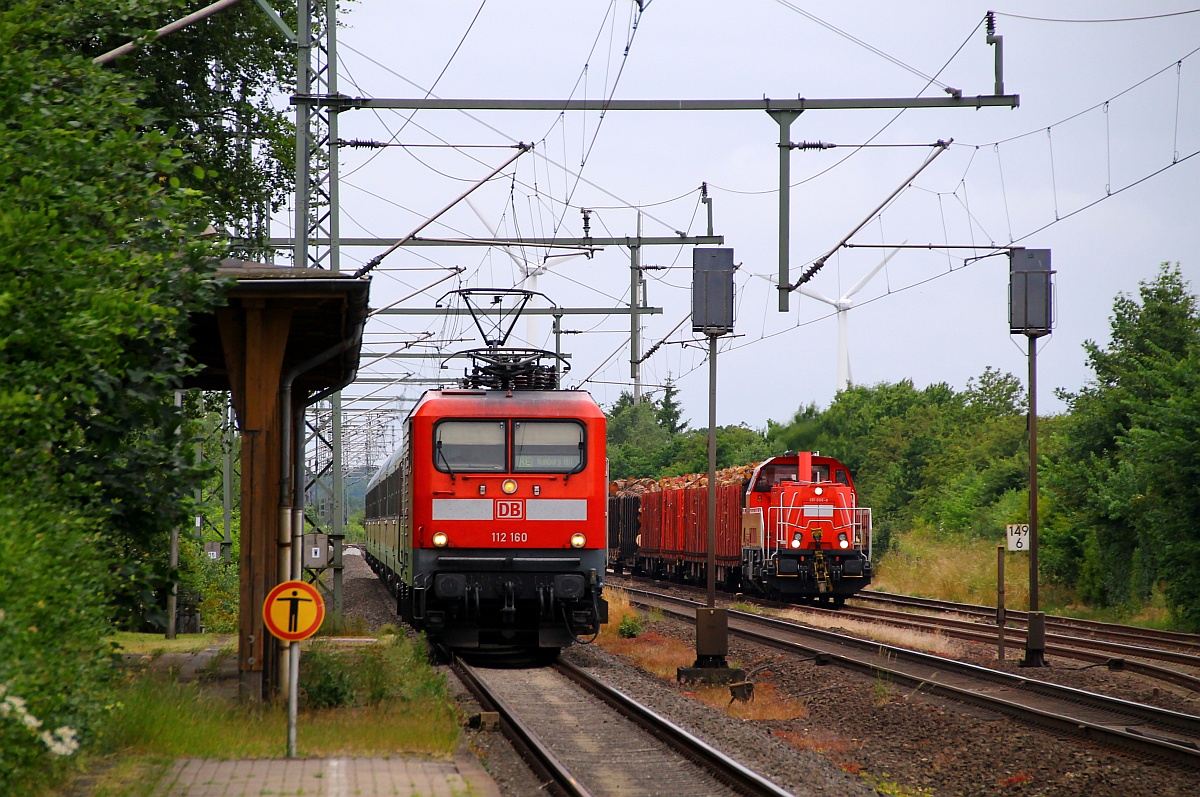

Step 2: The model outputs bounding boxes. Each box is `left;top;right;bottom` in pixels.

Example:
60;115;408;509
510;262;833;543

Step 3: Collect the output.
837;602;1200;676
451;656;596;797
554;660;795;797
613;575;1200;682
628;588;1200;769
761;597;1200;691
857;590;1200;650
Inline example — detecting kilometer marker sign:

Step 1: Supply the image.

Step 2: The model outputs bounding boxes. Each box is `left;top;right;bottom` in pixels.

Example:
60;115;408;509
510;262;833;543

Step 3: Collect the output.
263;580;325;642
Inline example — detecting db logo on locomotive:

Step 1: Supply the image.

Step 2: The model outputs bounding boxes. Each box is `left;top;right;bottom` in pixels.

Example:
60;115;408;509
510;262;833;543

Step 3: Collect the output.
496;500;523;519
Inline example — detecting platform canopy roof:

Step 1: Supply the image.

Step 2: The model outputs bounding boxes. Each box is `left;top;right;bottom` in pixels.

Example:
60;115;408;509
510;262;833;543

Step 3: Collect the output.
185;259;370;396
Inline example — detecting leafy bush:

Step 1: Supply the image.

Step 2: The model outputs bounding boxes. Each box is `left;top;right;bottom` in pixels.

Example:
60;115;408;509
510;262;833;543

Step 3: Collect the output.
179;537;239;634
300;636;446;709
618;613;645;638
300;645;358;709
0;493;116;792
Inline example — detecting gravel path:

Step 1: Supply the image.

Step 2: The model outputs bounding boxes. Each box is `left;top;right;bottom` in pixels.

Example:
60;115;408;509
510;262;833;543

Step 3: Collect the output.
340;551;1199;796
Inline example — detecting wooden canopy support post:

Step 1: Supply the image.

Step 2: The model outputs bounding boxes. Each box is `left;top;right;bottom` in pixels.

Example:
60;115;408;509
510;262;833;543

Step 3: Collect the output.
218;300;292;701
188;261;370;703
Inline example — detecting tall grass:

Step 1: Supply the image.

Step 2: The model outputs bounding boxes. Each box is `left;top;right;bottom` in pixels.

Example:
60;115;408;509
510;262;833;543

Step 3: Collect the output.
96;634;460;761
98;675;460;759
873;530;1180;628
873;532;1029;608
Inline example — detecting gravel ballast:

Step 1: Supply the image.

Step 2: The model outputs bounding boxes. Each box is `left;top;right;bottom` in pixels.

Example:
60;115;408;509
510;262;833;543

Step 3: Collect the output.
340;551;1198;796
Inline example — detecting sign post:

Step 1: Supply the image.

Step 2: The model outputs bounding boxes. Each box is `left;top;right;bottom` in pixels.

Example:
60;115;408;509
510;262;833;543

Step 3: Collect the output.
263;580;325;758
996;544;1006;662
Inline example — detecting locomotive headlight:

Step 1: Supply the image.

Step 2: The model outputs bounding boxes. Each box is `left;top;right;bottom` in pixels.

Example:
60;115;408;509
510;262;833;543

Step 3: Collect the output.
570;533;586;548
838;532;850;549
814;486;824;496
502;478;518;494
790;532;803;549
432;531;449;548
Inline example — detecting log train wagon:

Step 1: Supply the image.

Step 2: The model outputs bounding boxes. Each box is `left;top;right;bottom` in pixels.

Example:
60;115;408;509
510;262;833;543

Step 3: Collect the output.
364;387;609;653
609;452;872;607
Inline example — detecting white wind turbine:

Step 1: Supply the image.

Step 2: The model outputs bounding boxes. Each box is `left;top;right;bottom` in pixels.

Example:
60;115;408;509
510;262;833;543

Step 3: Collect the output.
797;244;904;392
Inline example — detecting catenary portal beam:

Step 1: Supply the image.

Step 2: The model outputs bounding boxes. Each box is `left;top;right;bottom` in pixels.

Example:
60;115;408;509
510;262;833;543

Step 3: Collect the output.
258;236;723;248
294;95;1019;112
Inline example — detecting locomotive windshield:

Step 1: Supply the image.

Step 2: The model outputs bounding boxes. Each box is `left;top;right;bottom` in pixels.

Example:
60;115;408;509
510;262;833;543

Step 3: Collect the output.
752;463;798;491
513;420;584;473
434;420;506;472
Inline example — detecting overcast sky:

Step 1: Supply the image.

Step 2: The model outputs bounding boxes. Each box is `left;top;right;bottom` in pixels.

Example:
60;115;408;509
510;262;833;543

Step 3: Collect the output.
279;1;1200;437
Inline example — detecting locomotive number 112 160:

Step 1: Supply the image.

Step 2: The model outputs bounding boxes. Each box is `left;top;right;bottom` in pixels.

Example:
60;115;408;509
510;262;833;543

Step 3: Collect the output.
491;531;529;543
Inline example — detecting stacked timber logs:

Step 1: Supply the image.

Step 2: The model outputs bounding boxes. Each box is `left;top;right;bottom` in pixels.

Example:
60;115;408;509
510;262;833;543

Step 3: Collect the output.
609;462;760;495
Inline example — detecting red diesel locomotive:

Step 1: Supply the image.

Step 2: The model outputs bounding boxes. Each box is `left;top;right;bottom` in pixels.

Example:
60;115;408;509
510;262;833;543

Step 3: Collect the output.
364;291;609;653
610;452;872;607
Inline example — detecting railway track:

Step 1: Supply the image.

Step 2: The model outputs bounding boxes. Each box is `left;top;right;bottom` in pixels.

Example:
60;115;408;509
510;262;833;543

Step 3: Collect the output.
450;654;796;797
626;587;1200;768
612;575;1200;693
857;589;1200;655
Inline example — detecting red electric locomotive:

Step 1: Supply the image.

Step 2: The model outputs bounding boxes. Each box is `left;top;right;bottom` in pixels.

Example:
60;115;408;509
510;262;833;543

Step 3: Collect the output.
364;290;608;654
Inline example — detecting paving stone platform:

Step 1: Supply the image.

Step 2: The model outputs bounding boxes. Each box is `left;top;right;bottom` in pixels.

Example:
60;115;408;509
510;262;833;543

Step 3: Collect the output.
152;753;499;796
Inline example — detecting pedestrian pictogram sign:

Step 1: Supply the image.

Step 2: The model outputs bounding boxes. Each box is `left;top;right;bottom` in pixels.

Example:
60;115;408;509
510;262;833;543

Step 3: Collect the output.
263;580;325;641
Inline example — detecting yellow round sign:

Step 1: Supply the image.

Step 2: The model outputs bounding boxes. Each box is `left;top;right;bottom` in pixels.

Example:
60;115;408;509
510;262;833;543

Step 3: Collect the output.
263;580;325;641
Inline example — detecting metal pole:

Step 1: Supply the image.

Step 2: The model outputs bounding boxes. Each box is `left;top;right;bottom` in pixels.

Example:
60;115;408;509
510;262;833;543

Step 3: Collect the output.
194;441;204;541
631;213;642;401
92;0;247;65
287;0;311;752
707;333;717;609
329;0;344;622
332;395;345;625
223;398;234;563
287;640;299;757
1028;333;1039;613
771;111;801;312
1022;333;1047;667
294;0;311;269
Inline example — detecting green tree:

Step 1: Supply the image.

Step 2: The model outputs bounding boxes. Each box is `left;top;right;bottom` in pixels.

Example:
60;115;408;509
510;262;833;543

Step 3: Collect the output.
0;4;225;786
656;377;689;434
1119;351;1200;629
69;0;297;246
606;392;673;479
1044;264;1200;620
766;372;1029;552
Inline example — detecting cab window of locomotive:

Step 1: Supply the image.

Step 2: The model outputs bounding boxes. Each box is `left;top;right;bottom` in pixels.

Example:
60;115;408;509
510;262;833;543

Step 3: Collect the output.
433;420;506;472
512;420;584;473
812;464;830;482
835;470;849;485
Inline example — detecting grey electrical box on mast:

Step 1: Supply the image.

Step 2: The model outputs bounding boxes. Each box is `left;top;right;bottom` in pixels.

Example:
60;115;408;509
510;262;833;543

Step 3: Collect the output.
1009;248;1053;335
692;248;736;334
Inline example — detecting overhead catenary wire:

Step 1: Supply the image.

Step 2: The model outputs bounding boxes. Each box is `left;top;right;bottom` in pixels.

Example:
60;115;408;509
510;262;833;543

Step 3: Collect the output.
352;143;531;278
996;9;1200;24
322;6;1199;410
339;0;489;180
